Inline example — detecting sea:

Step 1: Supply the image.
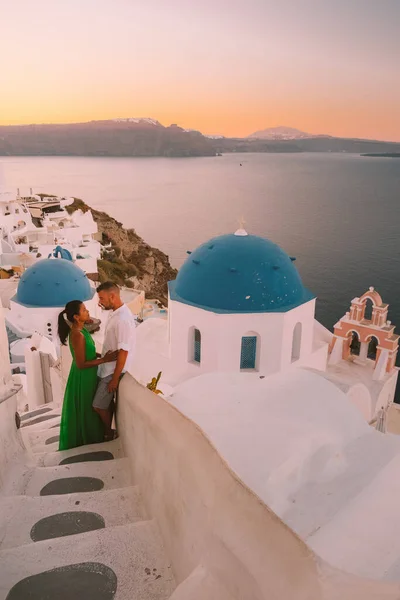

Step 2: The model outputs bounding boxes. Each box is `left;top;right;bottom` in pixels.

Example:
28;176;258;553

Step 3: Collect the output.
1;153;400;333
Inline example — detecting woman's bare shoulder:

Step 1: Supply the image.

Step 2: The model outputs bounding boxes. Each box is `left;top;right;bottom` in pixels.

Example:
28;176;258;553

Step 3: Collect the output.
70;328;84;342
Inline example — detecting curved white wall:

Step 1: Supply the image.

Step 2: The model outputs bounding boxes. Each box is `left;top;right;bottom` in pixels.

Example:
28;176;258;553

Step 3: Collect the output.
0;299;25;489
118;376;400;599
376;374;399;417
0;389;25;490
345;383;372;421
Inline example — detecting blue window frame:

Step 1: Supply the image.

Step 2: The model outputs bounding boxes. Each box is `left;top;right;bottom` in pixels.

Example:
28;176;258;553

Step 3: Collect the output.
194;329;201;363
240;336;257;369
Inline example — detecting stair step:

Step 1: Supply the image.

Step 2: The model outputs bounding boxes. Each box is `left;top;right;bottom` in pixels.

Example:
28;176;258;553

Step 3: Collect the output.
1;401;175;599
2;458;132;496
0;486;144;551
21;418;62;451
60;451;114;465
31;511;106;542
38;439;123;467
0;520;176;600
6;561;117;600
20;413;60;428
20;407;52;422
45;434;59;446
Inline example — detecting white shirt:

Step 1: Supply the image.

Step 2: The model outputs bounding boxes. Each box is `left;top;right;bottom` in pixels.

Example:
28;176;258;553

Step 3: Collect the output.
98;304;137;379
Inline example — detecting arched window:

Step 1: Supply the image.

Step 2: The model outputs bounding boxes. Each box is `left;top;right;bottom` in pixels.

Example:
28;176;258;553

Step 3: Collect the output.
240;335;257;370
367;336;379;360
364;298;373;321
350;331;360;356
291;322;302;362
193;328;201;363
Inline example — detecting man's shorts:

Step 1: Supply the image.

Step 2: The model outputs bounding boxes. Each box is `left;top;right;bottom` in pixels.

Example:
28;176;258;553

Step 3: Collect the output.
92;374;116;410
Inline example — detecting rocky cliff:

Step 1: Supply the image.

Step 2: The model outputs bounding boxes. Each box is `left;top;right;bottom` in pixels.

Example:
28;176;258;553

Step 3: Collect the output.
66;199;177;304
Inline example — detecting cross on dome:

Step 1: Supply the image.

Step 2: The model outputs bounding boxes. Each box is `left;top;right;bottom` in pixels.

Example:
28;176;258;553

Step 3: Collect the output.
234;216;248;237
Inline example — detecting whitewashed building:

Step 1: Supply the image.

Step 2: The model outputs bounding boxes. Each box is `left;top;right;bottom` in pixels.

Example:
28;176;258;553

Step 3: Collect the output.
132;228;398;423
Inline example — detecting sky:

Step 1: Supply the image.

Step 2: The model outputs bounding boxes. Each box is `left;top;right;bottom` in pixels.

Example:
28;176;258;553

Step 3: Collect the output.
1;0;399;141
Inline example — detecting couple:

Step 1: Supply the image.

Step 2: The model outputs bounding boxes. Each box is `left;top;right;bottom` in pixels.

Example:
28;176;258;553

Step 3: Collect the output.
57;281;137;451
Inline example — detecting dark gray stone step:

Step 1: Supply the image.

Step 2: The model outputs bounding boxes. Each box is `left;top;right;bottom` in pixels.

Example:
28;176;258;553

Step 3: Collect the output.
40;477;104;496
30;511;105;542
20;407;52;422
6;562;117;599
60;451;114;465
45;435;60;446
21;414;59;428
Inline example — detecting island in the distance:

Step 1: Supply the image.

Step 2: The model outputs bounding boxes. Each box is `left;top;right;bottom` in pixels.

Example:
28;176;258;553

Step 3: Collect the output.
361;153;400;158
1;119;400;157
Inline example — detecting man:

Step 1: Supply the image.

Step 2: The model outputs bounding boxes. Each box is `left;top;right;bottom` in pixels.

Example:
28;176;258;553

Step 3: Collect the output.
93;281;137;441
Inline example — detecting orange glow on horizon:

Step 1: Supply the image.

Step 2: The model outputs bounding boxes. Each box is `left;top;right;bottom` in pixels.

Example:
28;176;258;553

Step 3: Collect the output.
1;104;399;143
1;1;399;143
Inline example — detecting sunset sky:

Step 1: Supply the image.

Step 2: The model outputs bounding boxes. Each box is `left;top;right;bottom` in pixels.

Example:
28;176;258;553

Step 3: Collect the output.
2;0;399;141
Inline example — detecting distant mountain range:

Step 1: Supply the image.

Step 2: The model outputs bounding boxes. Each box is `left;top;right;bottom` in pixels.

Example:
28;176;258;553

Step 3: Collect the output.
0;119;215;158
248;126;329;140
0;119;399;157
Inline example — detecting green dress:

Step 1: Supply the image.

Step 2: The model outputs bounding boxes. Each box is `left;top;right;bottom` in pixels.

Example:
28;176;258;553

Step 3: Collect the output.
59;328;104;451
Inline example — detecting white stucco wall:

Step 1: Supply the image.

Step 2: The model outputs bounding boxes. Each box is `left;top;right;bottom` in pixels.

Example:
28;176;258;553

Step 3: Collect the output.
0;389;25;489
325;360;399;423
166;368;400;581
168;298;318;376
0;279;18;309
345;383;372;421
74;257;98;274
117;375;400;599
24;347;43;409
0;299;25;487
131;298;328;390
23;334;59;410
0;299;13;389
376;372;399;417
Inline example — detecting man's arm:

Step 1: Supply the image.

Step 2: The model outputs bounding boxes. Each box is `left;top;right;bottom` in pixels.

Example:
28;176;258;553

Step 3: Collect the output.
107;316;136;392
108;349;128;392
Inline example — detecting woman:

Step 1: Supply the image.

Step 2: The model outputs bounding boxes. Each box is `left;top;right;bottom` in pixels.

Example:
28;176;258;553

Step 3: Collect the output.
58;300;117;451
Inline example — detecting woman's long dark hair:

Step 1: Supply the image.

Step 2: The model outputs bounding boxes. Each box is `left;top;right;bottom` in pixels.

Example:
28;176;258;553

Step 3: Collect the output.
58;300;83;345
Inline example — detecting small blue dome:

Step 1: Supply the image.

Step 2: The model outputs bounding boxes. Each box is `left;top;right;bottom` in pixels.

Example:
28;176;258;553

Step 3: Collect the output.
16;258;94;308
169;233;314;313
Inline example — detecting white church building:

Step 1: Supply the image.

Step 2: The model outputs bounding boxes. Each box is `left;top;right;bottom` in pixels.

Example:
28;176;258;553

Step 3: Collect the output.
132;227;398;424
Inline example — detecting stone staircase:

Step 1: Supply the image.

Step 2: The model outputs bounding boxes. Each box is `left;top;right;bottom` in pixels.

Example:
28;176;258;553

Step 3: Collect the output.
0;405;176;599
6;327;19;347
5;327;21;369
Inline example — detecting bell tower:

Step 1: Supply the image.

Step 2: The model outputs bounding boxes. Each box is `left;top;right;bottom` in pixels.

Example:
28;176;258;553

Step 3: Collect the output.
329;287;399;380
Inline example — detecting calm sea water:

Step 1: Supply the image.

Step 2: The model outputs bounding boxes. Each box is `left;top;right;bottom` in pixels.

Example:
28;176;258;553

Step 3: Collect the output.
1;153;400;332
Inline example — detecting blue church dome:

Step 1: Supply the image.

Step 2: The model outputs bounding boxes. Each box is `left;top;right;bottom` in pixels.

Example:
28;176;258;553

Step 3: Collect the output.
169;232;314;313
16;258;94;308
